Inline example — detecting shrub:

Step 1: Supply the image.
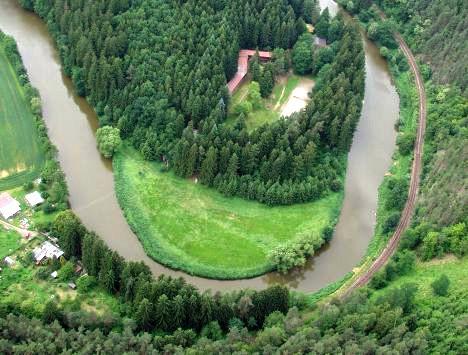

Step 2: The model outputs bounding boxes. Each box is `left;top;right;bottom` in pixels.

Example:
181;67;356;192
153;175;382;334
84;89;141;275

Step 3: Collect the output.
96;126;122;158
382;212;400;234
397;132;415;156
59;261;75;282
431;274;450;296
269;233;324;273
76;275;97;293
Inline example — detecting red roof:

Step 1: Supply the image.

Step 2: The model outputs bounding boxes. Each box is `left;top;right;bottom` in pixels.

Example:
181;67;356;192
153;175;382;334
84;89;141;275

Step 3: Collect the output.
0;193;15;209
227;50;273;94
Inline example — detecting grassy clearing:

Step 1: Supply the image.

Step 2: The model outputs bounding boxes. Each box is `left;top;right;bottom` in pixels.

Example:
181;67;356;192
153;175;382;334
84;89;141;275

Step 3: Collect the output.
226;74;304;131
370;256;468;302
0;46;43;190
114;145;342;279
0;228;22;259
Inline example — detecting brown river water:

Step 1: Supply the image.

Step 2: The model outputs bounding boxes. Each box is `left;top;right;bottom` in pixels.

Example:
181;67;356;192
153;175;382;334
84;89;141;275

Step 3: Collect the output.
0;0;398;292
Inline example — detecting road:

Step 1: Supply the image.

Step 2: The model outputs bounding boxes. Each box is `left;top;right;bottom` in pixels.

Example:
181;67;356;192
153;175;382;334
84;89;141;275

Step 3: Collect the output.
342;13;427;297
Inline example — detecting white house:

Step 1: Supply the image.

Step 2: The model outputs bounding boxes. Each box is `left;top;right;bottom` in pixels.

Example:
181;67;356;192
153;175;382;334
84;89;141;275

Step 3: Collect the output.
4;256;15;266
25;191;45;207
0;192;21;220
33;241;64;263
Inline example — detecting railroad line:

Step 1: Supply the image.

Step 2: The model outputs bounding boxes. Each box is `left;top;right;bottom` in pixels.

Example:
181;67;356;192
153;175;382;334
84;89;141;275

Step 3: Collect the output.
342;13;427;297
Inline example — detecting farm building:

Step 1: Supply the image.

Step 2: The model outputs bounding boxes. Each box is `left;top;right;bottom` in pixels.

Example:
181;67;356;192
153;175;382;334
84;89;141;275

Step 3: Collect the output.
25;191;44;207
33;241;64;264
4;256;15;266
0;192;21;219
227;50;273;94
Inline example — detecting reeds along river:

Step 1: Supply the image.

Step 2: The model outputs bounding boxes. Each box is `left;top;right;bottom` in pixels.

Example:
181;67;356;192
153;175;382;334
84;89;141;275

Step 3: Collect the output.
0;0;398;292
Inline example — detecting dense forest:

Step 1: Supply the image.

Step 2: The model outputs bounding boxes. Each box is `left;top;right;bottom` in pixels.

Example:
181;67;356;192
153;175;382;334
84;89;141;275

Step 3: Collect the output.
1;1;465;353
19;0;365;205
1;269;466;353
376;0;468;95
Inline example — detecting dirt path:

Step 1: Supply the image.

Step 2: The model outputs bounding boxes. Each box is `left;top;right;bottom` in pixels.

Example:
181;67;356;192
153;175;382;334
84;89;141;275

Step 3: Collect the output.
342;12;427;297
0;219;38;238
280;78;315;117
273;86;286;111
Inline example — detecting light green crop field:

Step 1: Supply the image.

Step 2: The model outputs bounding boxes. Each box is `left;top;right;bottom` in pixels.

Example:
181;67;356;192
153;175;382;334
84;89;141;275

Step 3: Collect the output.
114;146;342;279
0;47;43;190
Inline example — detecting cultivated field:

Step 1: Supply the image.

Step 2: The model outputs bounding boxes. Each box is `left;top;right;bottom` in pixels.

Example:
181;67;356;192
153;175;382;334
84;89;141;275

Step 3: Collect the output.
0;47;43;190
114;146;342;279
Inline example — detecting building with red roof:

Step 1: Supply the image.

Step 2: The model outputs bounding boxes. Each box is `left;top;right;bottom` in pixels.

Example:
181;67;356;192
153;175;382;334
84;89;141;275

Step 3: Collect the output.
227;50;273;94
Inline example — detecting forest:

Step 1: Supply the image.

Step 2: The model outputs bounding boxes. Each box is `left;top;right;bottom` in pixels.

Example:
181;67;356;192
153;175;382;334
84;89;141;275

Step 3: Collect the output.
19;0;365;205
0;0;466;353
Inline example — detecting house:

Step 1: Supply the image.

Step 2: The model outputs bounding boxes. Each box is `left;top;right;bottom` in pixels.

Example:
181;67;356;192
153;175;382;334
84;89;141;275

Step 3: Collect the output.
25;191;45;207
227;49;273;94
32;241;64;264
4;256;15;266
0;192;21;220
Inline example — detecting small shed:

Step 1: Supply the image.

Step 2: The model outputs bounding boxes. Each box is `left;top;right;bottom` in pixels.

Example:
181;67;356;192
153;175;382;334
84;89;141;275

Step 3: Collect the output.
25;191;45;207
33;241;64;264
50;271;58;279
68;282;76;290
314;36;327;48
0;193;21;220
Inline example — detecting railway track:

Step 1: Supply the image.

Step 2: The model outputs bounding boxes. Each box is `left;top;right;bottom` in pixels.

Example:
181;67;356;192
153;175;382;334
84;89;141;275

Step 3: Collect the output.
342;15;427;298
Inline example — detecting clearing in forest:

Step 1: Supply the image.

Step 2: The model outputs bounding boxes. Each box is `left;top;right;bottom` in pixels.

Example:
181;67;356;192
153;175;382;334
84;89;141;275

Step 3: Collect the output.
0;45;43;190
226;74;314;131
114;146;342;279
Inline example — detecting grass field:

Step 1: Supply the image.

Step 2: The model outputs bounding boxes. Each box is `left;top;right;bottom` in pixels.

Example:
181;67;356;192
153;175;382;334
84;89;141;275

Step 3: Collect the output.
226;74;304;131
0;46;43;190
371;256;468;302
114;145;342;279
0;228;22;259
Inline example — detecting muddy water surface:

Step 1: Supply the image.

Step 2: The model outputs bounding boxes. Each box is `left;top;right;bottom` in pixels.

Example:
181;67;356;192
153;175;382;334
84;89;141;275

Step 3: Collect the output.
0;0;398;292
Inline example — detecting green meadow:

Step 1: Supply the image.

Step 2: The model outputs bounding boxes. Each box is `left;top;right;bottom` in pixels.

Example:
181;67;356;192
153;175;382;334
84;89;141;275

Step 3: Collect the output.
0;45;43;190
114;146;342;279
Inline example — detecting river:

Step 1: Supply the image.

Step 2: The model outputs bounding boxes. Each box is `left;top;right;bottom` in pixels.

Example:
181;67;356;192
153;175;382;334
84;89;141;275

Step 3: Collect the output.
0;0;398;292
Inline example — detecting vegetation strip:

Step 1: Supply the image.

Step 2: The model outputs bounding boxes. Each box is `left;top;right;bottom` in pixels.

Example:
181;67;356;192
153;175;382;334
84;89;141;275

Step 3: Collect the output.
342;9;427;297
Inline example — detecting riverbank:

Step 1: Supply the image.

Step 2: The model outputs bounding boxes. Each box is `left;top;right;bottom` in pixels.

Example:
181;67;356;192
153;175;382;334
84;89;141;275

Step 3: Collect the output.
114;145;342;279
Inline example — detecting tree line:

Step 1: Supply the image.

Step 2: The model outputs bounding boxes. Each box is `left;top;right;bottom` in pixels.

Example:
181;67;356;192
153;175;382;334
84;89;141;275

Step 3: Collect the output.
50;210;290;333
21;0;365;205
2;279;466;353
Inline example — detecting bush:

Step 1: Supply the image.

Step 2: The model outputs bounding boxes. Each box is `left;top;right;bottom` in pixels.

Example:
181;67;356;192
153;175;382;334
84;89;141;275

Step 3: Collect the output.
269;233;324;273
397;132;415;156
96;126;122;158
200;321;223;340
76;275;97;293
382;212;400;234
431;274;450;296
233;101;253;116
59;261;75;282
